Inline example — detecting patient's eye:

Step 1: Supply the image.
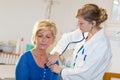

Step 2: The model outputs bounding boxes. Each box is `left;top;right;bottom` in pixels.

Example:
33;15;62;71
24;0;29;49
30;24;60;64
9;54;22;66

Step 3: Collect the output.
46;35;52;38
37;34;43;37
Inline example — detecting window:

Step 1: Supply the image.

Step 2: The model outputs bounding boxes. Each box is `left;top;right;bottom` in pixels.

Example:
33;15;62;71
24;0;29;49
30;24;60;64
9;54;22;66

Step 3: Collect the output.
111;0;120;20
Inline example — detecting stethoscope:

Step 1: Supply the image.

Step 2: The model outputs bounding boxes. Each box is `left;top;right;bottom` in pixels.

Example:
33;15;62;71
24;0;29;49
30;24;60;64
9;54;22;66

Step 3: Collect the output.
59;32;86;67
60;32;86;55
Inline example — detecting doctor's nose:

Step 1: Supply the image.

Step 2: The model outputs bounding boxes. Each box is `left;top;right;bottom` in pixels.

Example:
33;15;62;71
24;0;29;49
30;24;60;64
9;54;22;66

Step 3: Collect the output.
77;21;81;26
77;23;81;28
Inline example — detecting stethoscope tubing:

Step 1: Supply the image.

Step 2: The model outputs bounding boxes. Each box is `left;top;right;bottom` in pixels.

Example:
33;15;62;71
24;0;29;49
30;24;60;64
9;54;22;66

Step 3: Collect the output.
60;32;85;56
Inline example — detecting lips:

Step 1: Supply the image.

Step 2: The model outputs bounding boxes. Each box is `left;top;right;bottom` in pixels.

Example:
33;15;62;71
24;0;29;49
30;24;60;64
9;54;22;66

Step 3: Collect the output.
39;44;48;49
40;44;47;46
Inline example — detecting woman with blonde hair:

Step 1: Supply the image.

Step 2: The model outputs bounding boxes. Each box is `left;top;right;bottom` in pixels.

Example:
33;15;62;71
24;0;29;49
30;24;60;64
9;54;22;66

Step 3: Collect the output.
15;19;59;80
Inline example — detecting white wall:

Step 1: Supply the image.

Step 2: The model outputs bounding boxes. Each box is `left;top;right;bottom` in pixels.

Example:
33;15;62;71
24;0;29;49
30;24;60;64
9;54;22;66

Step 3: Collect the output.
50;0;113;39
0;0;113;44
105;22;120;73
0;0;46;44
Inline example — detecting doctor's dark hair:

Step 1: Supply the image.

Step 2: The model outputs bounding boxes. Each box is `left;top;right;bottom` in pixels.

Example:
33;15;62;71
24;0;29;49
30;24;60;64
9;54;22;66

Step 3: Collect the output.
76;4;108;26
31;19;57;46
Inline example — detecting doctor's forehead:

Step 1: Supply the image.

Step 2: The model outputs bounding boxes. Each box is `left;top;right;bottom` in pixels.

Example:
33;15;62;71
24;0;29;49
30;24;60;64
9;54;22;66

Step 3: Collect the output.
77;16;87;21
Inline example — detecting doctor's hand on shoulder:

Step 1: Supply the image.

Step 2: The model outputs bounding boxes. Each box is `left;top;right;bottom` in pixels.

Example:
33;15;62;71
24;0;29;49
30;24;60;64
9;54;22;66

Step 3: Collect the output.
47;52;59;66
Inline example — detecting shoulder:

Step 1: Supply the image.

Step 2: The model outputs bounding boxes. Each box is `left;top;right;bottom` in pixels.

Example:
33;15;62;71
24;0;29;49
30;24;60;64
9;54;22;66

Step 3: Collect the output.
98;29;110;46
20;51;31;56
18;51;32;61
15;51;32;68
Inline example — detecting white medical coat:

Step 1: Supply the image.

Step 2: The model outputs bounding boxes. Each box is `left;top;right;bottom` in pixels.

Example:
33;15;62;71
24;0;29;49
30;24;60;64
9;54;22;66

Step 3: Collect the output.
51;28;112;80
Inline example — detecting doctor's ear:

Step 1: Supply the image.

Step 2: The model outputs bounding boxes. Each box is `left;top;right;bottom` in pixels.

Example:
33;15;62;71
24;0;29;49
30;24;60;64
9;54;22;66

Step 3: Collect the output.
91;21;96;26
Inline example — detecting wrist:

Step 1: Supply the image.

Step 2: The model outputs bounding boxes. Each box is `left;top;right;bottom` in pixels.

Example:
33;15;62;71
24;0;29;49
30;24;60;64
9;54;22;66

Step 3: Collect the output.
59;67;64;76
54;52;59;57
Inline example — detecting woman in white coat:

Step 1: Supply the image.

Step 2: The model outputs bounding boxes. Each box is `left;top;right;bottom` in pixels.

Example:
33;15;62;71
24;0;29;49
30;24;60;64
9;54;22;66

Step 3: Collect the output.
47;3;112;80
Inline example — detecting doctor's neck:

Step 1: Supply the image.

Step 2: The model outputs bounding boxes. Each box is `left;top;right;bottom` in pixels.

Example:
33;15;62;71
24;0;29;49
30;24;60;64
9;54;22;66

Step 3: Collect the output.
86;26;101;41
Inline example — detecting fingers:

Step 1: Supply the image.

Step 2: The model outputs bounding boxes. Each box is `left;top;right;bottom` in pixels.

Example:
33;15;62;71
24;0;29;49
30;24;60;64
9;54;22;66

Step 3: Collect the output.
49;64;62;74
49;64;56;72
47;62;53;66
48;64;56;73
46;55;56;66
46;59;54;66
47;52;59;66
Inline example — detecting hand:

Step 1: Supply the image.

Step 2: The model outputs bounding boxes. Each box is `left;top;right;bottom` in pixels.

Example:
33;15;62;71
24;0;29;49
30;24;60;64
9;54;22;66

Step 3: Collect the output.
49;64;62;74
46;52;59;66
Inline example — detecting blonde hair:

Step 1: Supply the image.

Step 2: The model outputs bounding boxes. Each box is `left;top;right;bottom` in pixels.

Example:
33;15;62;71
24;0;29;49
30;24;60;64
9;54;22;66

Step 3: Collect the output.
76;4;108;26
31;19;57;46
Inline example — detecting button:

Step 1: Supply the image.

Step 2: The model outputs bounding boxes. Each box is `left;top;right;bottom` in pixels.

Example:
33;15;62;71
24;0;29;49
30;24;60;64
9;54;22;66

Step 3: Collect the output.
43;75;46;78
44;71;46;74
